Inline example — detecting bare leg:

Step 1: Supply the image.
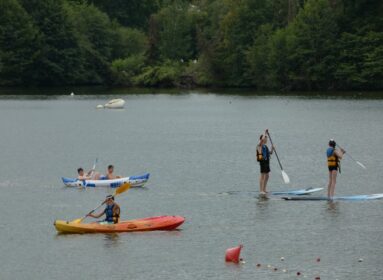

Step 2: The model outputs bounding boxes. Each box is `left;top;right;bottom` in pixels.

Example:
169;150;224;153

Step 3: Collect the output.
259;174;264;193
327;171;332;199
264;173;270;193
330;171;337;198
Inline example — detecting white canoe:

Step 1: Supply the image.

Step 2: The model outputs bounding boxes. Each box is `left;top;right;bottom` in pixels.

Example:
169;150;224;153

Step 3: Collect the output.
62;173;149;188
104;98;125;109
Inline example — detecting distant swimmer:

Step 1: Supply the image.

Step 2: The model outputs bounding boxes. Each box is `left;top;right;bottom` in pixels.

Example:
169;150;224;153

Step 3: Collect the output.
77;167;101;180
256;129;274;195
106;165;121;179
327;139;345;199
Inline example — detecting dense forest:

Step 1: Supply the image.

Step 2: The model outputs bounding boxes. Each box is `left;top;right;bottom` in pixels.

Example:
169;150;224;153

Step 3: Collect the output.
0;0;382;90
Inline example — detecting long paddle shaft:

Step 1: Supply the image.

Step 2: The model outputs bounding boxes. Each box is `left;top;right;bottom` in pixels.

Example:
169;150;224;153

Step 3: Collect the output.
71;182;131;223
89;158;98;177
337;145;366;169
266;131;290;184
84;158;98;188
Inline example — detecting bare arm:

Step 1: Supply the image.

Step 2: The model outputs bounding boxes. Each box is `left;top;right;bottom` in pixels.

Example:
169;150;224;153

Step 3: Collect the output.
88;210;105;219
335;148;345;159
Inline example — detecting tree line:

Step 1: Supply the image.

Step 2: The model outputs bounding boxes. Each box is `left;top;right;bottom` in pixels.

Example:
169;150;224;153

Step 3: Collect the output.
0;0;382;90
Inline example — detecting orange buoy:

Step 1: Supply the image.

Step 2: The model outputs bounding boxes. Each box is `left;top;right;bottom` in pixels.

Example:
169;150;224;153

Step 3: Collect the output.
225;245;243;263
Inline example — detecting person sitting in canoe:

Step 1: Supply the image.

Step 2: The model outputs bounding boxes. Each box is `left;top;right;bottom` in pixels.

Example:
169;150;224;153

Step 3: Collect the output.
87;195;121;224
77;167;101;180
106;165;121;179
256;130;274;195
327;139;345;199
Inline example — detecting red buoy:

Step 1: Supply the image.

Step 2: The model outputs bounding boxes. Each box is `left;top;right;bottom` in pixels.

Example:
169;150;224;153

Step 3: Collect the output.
225;245;243;263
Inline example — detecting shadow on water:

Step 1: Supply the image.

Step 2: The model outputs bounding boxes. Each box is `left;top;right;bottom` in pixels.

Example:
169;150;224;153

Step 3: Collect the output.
0;86;382;99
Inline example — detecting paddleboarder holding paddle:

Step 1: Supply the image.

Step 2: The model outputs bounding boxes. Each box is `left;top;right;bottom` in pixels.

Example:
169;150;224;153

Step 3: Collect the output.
256;129;275;195
327;139;345;199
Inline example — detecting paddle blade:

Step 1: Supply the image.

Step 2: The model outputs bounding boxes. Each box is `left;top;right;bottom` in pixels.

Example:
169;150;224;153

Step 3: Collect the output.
281;170;290;184
356;161;367;169
114;182;131;196
71;218;83;224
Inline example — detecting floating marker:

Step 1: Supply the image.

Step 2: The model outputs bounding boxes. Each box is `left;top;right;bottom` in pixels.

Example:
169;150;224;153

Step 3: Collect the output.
256;263;261;267
315;277;321;280
297;272;301;276
358;258;363;262
282;269;287;273
70;92;74;96
225;245;243;263
273;268;278;271
316;258;321;262
280;257;285;261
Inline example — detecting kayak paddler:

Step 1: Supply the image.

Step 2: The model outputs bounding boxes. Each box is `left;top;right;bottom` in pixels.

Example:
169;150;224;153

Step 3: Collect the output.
87;195;121;224
77;167;101;180
256;129;274;195
327;139;345;199
105;164;121;180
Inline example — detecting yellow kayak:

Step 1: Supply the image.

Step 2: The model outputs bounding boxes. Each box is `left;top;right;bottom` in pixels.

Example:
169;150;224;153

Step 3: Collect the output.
54;215;185;234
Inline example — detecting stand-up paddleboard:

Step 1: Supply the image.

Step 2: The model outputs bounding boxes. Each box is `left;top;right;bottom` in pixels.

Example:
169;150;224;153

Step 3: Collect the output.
271;187;323;196
223;187;323;197
282;193;383;201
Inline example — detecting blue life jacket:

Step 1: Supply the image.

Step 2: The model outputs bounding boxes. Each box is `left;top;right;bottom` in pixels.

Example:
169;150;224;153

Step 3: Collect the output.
262;145;270;162
104;204;119;223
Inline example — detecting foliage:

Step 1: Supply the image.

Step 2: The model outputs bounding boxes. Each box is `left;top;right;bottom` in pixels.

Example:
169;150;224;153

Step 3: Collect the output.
0;0;382;89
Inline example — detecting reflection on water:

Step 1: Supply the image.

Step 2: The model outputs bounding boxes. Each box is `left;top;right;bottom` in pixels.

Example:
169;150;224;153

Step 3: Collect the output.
326;201;340;215
103;233;120;248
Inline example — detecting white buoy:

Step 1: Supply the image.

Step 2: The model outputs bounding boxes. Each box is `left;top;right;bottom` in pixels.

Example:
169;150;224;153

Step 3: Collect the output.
96;105;104;109
70;92;74;96
104;98;125;109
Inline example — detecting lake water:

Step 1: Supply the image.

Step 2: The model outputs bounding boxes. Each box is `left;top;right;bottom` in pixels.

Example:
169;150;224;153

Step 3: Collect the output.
0;90;382;279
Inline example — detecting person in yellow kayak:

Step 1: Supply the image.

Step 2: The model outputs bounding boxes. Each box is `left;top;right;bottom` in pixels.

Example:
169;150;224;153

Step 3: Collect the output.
106;165;121;179
87;195;121;224
256;129;274;195
327;139;345;199
77;167;101;180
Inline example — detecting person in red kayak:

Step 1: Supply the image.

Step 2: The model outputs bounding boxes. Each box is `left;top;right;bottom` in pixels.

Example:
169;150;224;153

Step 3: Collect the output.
256;129;274;195
106;165;121;179
87;195;121;224
327;139;345;199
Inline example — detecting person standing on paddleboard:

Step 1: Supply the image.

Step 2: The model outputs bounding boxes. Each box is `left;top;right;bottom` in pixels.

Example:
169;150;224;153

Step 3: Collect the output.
257;130;274;195
327;139;345;199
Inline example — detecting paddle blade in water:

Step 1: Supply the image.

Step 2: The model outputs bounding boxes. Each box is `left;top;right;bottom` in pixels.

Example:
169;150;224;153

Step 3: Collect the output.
114;182;131;196
281;170;290;184
357;161;367;169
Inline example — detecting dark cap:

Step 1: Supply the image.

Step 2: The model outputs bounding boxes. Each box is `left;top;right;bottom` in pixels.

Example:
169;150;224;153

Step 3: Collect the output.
106;195;114;200
329;139;336;147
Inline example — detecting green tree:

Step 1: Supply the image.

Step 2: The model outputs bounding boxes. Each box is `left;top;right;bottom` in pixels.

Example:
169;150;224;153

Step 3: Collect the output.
19;0;85;85
89;0;160;29
0;0;39;85
155;0;196;61
285;0;339;89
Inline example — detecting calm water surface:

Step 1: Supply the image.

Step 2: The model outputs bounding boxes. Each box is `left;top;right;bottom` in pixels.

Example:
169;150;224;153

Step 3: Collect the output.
0;90;382;279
